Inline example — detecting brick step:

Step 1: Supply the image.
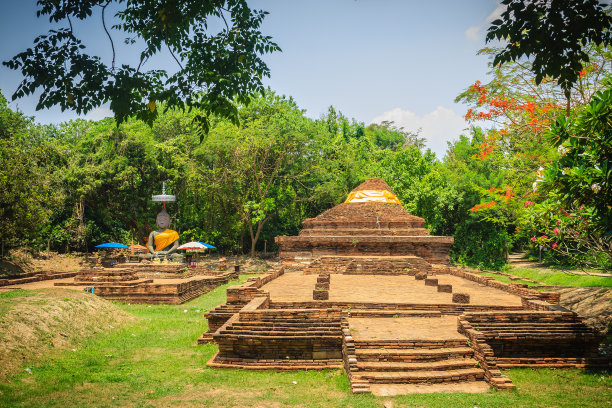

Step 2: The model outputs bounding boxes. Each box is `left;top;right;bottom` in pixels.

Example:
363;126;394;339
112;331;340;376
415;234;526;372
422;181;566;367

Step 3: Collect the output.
209;304;245;311
473;324;590;331
224;324;341;331
240;318;343;324
232;322;341;328
54;279;152;287
214;333;342;340
477;329;594;335
4;271;40;279
357;358;478;372
355;347;474;362
478;332;600;339
474;327;592;333
474;322;586;327
495;357;612;368
359;367;485;384
220;329;341;336
354;339;467;349
346;310;441;318
3;276;41;285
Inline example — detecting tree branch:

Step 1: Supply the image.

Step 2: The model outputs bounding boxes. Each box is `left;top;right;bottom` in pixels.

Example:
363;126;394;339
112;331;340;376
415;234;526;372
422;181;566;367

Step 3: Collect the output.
101;1;116;71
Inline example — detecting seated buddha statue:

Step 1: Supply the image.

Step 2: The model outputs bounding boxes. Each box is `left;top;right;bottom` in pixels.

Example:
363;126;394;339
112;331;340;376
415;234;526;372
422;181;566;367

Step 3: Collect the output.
147;210;179;257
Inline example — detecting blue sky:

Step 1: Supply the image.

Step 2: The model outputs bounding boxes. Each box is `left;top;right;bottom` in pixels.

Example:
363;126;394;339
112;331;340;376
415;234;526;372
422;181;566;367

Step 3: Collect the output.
0;0;503;156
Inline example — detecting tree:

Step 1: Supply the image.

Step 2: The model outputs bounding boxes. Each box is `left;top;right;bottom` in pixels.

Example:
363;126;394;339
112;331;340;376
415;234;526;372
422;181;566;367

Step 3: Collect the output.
0;93;54;254
202;92;316;255
487;0;612;99
365;121;426;151
520;85;612;271
3;0;280;138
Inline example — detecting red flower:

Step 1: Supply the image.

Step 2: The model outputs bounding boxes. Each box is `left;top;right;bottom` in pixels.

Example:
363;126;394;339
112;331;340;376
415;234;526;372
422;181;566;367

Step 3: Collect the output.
552;242;558;249
541;235;548;239
531;237;537;242
553;228;559;235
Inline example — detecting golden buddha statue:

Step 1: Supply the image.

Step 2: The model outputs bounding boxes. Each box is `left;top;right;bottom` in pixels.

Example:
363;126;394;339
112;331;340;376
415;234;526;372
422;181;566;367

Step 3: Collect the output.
147;210;179;256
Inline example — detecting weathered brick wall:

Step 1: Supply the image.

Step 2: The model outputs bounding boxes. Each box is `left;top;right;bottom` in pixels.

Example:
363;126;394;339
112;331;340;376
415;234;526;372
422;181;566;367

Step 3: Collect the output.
276;236;453;266
214;303;344;361
458;312;603;362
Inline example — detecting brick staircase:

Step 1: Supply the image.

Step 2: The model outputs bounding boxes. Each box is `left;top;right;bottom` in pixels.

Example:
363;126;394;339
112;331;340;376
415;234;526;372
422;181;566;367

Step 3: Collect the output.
211;308;343;365
198;302;246;343
348;338;488;393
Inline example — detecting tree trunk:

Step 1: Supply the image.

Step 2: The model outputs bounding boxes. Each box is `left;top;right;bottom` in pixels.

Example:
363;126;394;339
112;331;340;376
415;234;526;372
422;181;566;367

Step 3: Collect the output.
249;215;271;257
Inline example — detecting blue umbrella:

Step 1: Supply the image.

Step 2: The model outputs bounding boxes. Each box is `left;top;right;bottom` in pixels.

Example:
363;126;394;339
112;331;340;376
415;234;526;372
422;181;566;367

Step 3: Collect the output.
95;242;130;249
200;242;217;249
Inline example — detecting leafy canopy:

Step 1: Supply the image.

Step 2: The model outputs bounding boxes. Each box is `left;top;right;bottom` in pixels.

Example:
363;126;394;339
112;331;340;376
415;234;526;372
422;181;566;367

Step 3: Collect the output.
3;0;280;139
487;0;612;98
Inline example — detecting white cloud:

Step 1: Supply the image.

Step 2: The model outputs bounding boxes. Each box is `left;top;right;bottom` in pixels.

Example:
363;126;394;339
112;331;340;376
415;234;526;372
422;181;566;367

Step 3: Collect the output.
370;106;467;158
465;26;480;41
465;2;505;41
84;107;113;121
486;4;506;23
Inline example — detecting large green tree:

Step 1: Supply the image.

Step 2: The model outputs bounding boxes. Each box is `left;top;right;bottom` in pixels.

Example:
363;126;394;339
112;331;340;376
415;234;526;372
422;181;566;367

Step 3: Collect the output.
3;0;280;137
0;93;56;254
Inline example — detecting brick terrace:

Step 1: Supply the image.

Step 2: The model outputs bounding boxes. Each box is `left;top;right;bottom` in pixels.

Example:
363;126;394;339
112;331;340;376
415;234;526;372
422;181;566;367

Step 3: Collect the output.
202;179;607;396
262;273;522;307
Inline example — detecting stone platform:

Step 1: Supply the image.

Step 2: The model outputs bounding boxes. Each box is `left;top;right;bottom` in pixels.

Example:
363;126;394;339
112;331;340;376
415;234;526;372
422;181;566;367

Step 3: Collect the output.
53;264;238;304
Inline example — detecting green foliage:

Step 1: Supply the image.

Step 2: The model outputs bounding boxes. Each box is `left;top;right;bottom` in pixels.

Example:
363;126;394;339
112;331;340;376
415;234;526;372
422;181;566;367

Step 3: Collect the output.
3;0;280;137
516;82;612;270
487;0;612;98
545;85;612;236
0;93;54;249
416;128;510;270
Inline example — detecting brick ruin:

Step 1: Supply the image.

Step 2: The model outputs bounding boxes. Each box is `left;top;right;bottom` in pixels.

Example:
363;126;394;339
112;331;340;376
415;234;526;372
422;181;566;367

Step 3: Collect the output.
276;178;453;268
53;264;237;304
201;178;607;395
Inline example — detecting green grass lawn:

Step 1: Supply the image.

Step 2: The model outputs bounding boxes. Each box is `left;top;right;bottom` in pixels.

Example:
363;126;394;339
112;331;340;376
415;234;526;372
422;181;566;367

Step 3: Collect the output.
479;272;538;287
503;266;612;287
0;276;610;407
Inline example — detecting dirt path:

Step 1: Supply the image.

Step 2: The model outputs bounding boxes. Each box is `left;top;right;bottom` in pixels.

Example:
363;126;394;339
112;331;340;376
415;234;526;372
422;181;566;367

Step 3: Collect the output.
508;253;612;277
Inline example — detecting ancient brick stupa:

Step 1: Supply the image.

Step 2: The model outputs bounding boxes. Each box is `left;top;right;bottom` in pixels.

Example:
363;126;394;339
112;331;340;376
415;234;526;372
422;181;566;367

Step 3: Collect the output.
275;178;454;269
203;177;604;395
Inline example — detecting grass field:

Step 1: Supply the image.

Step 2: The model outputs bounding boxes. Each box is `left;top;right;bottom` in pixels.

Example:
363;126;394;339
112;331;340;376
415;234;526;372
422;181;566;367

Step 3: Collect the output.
502;266;612;287
0;276;610;407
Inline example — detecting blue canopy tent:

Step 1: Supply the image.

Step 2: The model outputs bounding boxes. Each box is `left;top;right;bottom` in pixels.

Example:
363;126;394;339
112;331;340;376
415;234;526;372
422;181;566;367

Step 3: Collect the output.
95;242;130;249
200;242;216;249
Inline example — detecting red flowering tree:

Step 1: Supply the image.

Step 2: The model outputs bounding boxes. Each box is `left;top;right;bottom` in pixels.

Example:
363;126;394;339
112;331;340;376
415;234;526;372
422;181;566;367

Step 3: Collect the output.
456;46;611;266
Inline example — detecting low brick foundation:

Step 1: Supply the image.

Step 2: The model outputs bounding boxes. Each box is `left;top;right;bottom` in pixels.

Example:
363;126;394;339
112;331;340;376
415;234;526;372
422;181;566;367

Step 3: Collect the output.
93;271;237;304
452;293;470;304
457;311;605;388
437;284;452;293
